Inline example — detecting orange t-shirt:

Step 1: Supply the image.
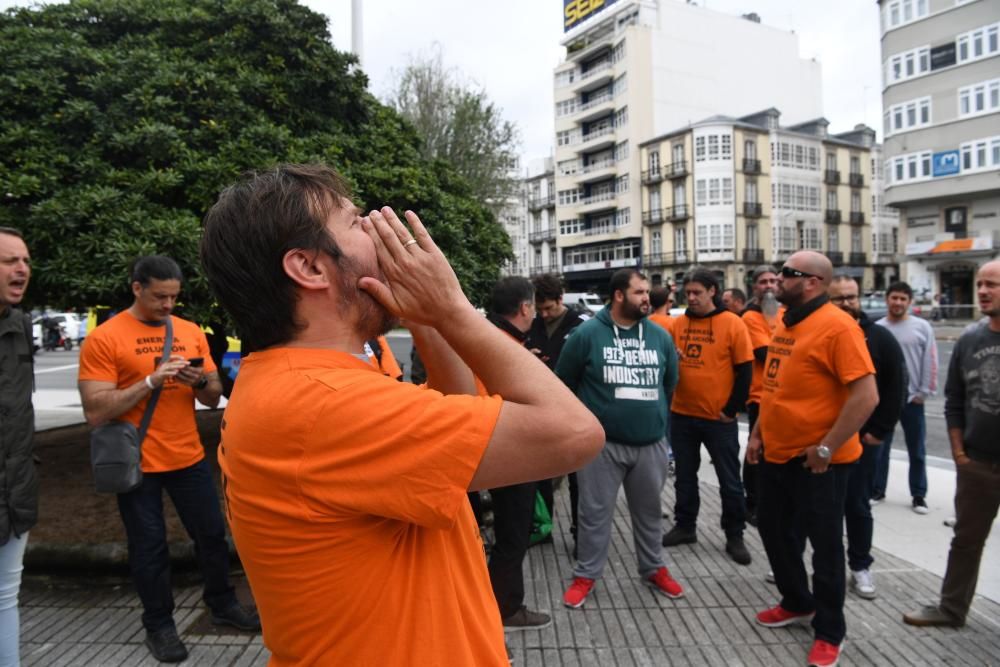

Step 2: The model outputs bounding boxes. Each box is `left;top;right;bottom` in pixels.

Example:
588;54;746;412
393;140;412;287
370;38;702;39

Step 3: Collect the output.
78;311;215;472
760;303;875;464
742;307;785;405
219;347;507;666
365;335;402;380
648;313;675;334
671;310;754;420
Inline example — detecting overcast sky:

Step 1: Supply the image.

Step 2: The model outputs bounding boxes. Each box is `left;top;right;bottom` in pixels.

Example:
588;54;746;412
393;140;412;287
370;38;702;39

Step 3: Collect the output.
3;0;884;164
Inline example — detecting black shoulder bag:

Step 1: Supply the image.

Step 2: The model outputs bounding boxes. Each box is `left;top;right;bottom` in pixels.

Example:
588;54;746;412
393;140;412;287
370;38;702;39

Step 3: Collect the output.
89;317;173;494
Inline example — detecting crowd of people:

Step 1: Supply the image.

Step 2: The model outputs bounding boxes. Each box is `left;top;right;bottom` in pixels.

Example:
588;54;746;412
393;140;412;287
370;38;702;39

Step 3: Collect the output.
1;162;998;666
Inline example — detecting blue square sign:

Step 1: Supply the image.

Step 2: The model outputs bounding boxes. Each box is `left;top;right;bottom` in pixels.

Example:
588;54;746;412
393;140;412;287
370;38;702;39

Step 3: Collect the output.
932;150;960;177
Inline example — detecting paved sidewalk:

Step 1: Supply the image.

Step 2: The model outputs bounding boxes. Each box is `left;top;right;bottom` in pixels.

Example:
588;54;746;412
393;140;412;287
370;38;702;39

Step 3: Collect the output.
21;472;1000;666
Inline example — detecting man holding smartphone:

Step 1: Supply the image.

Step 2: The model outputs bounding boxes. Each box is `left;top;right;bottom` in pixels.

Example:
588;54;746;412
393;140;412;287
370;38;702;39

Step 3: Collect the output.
78;255;259;663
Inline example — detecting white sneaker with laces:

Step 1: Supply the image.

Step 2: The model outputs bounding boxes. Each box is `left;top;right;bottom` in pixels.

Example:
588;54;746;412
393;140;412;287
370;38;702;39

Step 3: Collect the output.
912;497;929;515
850;569;876;600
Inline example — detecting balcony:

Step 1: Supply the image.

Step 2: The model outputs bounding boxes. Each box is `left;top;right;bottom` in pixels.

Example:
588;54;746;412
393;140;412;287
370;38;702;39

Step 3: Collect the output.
642;209;666;226
849;172;864;188
824;169;841;185
578;125;616;151
825;209;842;224
528;194;554;211
742;158;761;174
668;204;690;221
643;251;690;267
641;168;664;185
826;251;844;266
849;211;865;225
743;202;762;218
665;161;688;179
849;252;868;265
529;228;556;243
742;248;764;263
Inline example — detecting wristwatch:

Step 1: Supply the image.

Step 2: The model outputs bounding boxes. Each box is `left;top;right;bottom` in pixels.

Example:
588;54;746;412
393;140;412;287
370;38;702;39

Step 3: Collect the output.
815;444;832;460
193;376;209;390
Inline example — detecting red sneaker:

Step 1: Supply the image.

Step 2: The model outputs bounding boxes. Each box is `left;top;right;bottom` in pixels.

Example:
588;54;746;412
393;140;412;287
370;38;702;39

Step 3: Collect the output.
807;639;842;667
755;604;815;627
563;577;595;608
644;567;684;599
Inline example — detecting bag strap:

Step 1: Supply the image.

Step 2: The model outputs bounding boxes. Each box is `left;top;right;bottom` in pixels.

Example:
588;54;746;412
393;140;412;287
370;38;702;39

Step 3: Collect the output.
137;316;173;445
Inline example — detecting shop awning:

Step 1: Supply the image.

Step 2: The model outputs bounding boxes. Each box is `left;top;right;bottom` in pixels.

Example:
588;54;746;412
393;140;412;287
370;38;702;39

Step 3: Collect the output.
930;239;976;253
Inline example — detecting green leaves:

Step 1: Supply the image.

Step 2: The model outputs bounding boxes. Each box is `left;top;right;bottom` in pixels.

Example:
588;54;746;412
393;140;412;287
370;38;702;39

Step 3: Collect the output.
1;0;509;323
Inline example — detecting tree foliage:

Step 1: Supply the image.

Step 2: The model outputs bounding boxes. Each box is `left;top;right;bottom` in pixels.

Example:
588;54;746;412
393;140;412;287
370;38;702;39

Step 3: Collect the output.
387;48;521;211
0;0;511;322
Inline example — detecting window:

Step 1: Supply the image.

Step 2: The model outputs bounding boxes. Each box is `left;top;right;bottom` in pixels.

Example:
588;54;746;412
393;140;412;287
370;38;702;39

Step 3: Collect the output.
554;69;576;88
827;190;838;210
960;135;1000;172
696;178;733;206
614;106;628;128
651;231;662;255
558;189;580;205
672;143;684;164
615;208;631;226
827;226;839;252
885;45;931;84
721;135;732;160
745;180;758;203
851;228;863;254
771;140;821;170
886;96;932;136
696;223;734;253
556;99;578;117
747;223;759;250
695;179;707;206
745;139;757;160
649;189;661;212
708;135;719;160
674;227;687;256
850;155;861;175
673;182;685;207
616;175;629;193
695;136;706;162
648;151;660;172
557;130;574;147
958;79;1000;118
851;191;861;213
957;22;1000;64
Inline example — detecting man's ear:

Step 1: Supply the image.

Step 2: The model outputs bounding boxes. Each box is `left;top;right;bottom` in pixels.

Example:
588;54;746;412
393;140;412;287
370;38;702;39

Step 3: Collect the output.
131;281;142;299
282;249;330;291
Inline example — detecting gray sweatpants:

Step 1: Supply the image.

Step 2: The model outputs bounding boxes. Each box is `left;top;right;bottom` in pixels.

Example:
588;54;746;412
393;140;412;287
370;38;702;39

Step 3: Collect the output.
574;438;670;580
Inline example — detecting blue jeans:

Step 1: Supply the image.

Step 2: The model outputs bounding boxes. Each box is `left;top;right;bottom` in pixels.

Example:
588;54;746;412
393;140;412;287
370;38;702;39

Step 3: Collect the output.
0;532;28;666
873;401;927;499
758;460;850;646
845;444;880;571
116;458;236;632
670;413;746;537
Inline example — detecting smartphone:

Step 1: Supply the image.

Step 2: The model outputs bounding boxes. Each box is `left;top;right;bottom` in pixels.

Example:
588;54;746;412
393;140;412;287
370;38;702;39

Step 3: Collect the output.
188;357;204;368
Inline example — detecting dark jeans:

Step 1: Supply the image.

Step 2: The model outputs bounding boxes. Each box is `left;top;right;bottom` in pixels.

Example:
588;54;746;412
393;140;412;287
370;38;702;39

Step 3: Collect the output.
845;444;880;571
743;402;760;515
873;401;927;498
116;458;236;632
758;459;850;646
670;412;746;537
488;482;536;618
940;459;1000;622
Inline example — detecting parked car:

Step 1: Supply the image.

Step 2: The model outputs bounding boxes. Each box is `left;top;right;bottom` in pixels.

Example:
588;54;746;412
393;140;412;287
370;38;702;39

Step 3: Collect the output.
859;296;888;321
563;292;604;315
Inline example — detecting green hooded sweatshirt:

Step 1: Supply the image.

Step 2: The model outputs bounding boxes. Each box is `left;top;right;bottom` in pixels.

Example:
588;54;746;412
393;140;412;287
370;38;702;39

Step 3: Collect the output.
555;306;678;445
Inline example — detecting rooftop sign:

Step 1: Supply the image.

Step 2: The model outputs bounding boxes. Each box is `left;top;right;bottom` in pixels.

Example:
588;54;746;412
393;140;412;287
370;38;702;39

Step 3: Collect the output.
564;0;620;33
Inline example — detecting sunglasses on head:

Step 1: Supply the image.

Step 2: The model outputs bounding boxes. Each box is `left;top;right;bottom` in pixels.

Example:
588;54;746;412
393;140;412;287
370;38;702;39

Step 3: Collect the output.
780;266;822;280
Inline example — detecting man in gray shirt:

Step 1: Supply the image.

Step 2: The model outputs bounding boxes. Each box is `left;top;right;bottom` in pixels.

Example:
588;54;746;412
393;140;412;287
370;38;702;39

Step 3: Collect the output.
904;259;1000;627
873;281;938;514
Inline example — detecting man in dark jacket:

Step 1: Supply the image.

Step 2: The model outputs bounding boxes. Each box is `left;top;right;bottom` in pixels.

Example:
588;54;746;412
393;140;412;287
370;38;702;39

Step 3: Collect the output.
527;273;589;534
0;226;37;665
828;275;905;600
557;269;681;608
485;277;552;631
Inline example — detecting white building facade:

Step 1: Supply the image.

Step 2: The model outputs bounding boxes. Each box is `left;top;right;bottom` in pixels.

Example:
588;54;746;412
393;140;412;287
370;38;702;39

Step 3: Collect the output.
552;0;823;292
878;0;1000;312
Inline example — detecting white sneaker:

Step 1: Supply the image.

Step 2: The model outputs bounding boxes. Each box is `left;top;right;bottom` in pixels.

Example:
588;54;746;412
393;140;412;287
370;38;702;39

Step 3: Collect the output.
912;497;929;515
850;569;876;600
943;516;957;527
765;570;775;584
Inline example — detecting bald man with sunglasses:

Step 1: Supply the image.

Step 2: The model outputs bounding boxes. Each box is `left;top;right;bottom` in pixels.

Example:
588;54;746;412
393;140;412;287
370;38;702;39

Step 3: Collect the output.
746;251;878;667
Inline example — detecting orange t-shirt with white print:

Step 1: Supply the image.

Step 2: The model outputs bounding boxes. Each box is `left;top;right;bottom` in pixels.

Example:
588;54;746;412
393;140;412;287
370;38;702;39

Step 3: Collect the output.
648;313;675;335
760;302;875;464
365;335;403;380
219;347;507;667
742;306;785;405
78;311;215;472
671;310;754;420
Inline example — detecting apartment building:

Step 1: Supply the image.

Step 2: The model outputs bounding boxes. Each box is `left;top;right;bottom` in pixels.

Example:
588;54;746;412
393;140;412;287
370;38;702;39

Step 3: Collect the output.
879;0;999;312
523;158;559;276
552;0;822;293
639;108;878;291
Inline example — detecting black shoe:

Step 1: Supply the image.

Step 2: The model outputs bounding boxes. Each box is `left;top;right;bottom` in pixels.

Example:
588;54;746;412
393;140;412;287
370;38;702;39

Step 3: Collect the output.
211;602;262;632
145;627;188;663
726;536;752;565
662;525;697;547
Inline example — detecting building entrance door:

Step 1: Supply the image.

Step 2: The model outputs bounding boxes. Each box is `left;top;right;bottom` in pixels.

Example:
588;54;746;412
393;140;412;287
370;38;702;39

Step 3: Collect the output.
940;265;975;319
